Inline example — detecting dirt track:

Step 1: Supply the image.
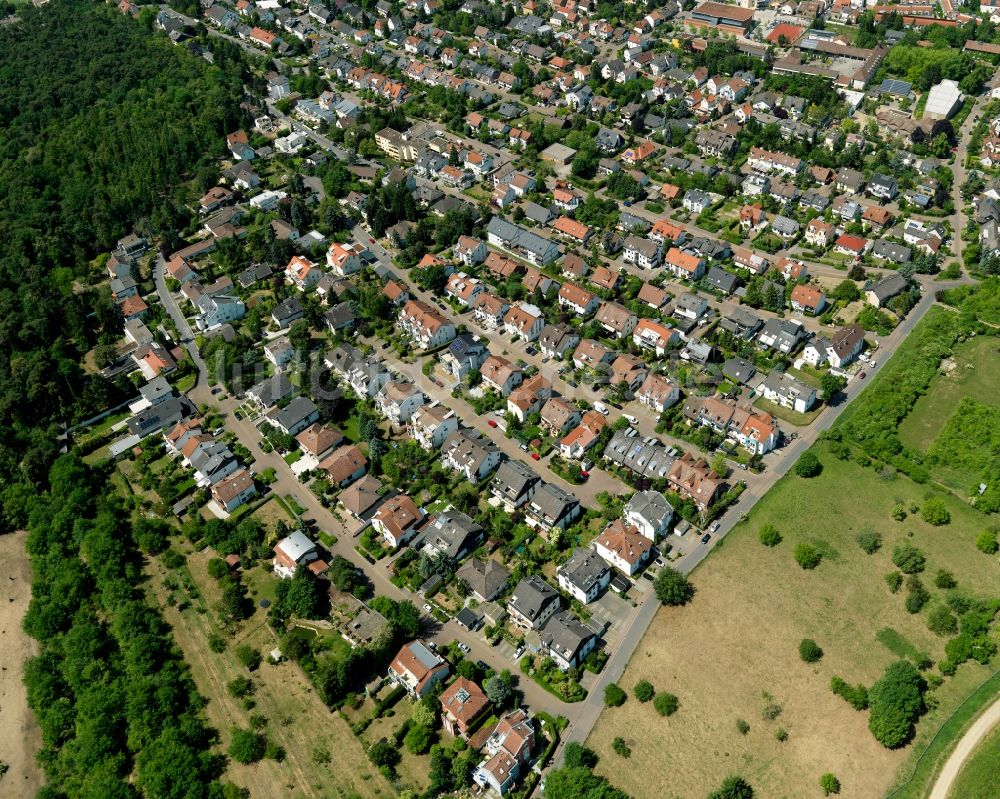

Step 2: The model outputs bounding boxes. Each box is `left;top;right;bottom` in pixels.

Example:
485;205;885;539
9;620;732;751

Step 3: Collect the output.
0;530;43;796
929;696;1000;799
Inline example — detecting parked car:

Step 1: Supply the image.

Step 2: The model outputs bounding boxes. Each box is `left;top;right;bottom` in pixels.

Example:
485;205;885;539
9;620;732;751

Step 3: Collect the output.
514;646;525;658
624;414;637;424
701;533;711;544
859;372;867;379
531;452;540;461
488;419;498;428
458;642;471;654
519;443;528;451
709;522;720;533
579;470;589;479
423;604;432;612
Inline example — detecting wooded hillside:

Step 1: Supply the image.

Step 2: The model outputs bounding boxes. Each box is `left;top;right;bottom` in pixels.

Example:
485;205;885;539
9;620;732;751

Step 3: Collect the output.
0;0;242;495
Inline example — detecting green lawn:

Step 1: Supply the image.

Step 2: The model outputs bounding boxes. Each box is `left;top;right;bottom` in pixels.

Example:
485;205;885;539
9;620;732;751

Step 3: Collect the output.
945;716;1000;799
898;336;1000;452
753;396;824;426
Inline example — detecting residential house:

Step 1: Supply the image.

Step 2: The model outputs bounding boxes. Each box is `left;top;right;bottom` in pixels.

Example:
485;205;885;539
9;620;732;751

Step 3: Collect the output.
272;531;325;580
388;640;450;697
506;574;560;629
398;299;457;349
539;611;598;671
805;218;835;248
539;397;581;436
557;548;611;604
295;422;344;461
682;189;712;214
756;320;804;357
409;405;459;450
558;283;600;316
490;460;540;510
594;519;653;575
636;374;680;414
624;489;674;540
266;396;320;436
377;380;425;426
673;292;708;321
271;296;304;329
247;373;295;410
632;318;678;357
454;235;487;266
211;468;257;514
473;710;535;795
472;292;512;331
440;678;491;737
320;444;368;488
456;557;510;602
481;355;523;396
539;323;580;360
558;410;607;460
664;247;706;280
420;510;483;562
441;428;502;482
487;217;560;265
865;273;909;308
195;294;246;331
595;301;637;339
525;482;581;533
507;374;552;422
803;323;865;368
789;284;826;315
441;334;489;380
445;271;484;307
503;302;546;341
760;370;816;413
372;494;425;548
666;453;727;512
622;236;662;268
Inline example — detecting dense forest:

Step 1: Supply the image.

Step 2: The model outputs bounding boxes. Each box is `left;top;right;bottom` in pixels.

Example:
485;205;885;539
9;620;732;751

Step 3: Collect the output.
0;0;242;495
24;455;225;798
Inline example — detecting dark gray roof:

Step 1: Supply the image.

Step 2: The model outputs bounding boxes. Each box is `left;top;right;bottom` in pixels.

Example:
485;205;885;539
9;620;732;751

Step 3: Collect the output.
508;574;560;622
722;357;756;384
557;548;609;594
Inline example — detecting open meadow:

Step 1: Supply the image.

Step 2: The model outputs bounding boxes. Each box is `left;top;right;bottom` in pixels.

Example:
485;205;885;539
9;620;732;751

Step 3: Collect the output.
588;441;999;799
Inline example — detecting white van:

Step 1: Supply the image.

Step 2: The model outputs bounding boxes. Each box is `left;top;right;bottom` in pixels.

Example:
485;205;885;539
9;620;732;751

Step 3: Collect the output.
624;414;638;425
594;401;609;415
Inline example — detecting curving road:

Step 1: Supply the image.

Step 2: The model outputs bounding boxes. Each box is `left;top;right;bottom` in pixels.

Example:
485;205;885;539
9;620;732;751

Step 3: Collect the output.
928;696;1000;799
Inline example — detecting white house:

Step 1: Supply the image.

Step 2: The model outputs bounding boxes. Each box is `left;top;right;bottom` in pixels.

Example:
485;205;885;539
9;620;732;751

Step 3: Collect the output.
624;489;674;540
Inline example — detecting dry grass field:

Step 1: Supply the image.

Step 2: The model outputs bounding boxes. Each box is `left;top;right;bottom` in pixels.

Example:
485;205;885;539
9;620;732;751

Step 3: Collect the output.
0;531;44;798
147;547;394;799
588;443;998;799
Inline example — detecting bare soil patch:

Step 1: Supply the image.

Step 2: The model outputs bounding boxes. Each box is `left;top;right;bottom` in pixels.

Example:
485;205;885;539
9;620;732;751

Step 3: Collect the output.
0;531;44;797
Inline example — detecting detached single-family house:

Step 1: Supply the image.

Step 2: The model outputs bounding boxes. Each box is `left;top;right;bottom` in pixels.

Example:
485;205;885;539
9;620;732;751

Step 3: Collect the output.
557;548;611;604
372;494;425;549
594;519;653;575
273;531;325;579
506;574;560;630
388;640;450;697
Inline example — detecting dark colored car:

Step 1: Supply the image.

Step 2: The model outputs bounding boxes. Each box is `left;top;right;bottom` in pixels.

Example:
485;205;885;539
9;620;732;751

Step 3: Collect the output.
701;533;711;544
